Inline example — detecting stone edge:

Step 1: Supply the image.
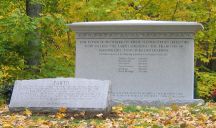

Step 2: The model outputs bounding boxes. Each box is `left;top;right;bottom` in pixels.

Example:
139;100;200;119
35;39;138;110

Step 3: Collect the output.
111;99;205;106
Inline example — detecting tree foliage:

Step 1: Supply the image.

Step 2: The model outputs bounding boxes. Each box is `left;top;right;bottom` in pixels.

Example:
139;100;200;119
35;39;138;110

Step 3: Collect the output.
0;0;216;101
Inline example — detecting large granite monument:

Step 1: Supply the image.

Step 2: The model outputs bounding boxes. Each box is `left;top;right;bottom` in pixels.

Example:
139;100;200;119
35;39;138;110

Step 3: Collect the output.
69;20;204;105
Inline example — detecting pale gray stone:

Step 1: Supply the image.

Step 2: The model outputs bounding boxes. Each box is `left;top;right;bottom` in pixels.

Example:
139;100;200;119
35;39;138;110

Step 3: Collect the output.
112;99;205;106
68;20;204;105
69;20;203;32
9;78;111;113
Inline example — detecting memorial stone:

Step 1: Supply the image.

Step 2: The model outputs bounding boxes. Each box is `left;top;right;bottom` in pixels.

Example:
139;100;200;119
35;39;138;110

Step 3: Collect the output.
9;78;111;112
69;20;204;105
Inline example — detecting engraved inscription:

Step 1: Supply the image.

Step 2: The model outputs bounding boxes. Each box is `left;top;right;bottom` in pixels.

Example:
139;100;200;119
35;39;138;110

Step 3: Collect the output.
79;39;188;56
78;39;189;74
77;32;194;39
76;32;194;100
118;57;148;73
112;92;185;99
20;81;101;100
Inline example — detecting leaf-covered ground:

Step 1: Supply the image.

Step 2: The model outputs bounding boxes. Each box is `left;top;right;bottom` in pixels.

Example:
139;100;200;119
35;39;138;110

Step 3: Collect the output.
1;103;216;128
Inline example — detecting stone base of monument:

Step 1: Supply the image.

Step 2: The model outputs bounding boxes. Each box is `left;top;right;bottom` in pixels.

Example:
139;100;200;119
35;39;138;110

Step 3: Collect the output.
112;99;204;106
9;106;111;112
9;107;111;115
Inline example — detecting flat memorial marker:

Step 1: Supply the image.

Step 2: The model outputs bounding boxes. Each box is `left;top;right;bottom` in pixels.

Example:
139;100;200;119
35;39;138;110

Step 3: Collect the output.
9;78;111;113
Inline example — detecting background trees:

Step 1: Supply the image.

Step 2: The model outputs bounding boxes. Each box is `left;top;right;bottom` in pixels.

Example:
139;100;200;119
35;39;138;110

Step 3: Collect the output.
0;0;216;102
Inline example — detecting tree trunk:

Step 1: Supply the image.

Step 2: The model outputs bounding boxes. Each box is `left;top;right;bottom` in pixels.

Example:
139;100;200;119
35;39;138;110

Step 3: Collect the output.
26;0;42;70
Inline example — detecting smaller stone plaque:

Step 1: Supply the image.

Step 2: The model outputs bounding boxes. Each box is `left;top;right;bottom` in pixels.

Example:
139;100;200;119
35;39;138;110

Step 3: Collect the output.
9;78;111;113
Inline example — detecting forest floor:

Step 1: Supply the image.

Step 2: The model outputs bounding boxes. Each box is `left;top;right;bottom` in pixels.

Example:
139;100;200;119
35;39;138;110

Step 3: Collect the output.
1;103;216;128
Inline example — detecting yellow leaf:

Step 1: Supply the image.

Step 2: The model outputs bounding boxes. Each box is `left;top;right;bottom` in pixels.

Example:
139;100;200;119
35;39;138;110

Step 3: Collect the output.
79;111;85;116
112;105;123;113
136;106;142;110
38;124;49;128
2;123;13;128
55;112;66;119
17;126;24;128
170;104;179;111
23;108;32;117
58;107;67;113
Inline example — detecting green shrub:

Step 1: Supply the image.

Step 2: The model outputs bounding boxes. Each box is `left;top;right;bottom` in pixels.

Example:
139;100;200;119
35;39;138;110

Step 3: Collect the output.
0;84;13;104
196;72;216;101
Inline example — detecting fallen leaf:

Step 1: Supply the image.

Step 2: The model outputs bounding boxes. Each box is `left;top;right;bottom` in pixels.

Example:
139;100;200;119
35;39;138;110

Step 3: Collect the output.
55;112;66;119
2;123;13;128
23;108;32;117
96;113;103;118
58;107;67;113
